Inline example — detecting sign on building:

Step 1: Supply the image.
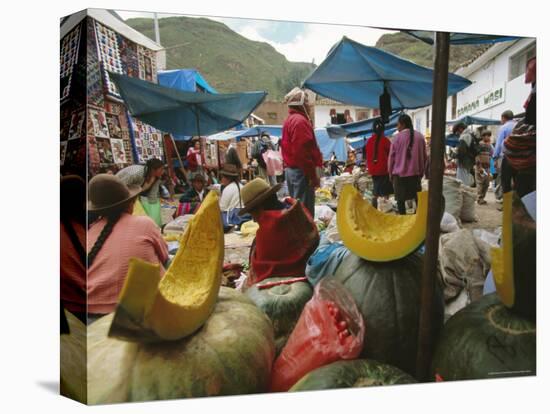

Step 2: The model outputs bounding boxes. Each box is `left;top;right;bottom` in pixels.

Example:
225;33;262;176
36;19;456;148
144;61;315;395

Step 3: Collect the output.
457;84;506;117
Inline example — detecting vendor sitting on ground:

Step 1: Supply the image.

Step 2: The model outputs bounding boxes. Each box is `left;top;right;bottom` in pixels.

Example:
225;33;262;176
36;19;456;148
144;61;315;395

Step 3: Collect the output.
116;158;165;226
175;172;210;217
238;178;319;288
87;174;169;323
219;164;243;212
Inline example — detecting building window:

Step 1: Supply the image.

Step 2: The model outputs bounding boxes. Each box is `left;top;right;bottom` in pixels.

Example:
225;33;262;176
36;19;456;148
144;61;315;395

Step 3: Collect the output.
509;43;536;81
451;95;457;119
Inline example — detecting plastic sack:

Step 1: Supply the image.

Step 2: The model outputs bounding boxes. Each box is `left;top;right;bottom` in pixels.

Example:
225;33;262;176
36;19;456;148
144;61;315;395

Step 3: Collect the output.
270;278;365;392
440;212;460;233
314;205;335;225
442;176;463;219
460;187;478;222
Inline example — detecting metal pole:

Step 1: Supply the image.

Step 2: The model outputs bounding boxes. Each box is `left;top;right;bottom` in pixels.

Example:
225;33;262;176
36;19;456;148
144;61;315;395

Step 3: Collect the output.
153;13;161;45
416;31;450;381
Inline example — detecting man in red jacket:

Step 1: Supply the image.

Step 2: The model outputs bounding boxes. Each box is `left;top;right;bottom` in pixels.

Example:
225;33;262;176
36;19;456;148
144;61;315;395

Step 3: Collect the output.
280;87;323;217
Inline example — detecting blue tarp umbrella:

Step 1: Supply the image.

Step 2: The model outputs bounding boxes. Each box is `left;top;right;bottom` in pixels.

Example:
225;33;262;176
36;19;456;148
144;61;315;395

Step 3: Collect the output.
326;112;402;138
109;73;267;137
303;36;471;110
446;115;501;126
314;128;347;161
402;31;520;45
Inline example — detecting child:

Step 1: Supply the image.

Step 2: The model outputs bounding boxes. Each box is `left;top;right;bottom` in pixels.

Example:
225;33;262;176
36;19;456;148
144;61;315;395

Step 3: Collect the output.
475;130;494;205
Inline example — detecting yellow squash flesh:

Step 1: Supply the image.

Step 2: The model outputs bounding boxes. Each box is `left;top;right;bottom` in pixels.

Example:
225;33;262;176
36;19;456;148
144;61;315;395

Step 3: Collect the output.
337;185;428;262
490;192;514;307
110;191;224;341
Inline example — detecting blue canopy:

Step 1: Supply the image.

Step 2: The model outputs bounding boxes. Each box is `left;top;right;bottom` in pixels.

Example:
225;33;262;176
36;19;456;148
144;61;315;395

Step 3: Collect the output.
348;127;398;151
303;37;471;110
314;128;347;161
207;125;283;141
446;115;501;126
326;112;402;138
402;31;520;45
109;73;267;137
445;133;460;148
158;69;218;94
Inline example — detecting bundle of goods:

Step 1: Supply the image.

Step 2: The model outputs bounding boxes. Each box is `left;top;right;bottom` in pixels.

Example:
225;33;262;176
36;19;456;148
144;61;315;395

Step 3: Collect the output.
246;276;313;355
432;191;536;381
86;193;275;403
334;174;355;197
270;278;365;392
353;171;373;194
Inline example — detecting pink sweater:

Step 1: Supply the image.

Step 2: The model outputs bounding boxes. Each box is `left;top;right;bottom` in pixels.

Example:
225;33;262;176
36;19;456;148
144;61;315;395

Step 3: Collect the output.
388;129;427;178
87;213;169;314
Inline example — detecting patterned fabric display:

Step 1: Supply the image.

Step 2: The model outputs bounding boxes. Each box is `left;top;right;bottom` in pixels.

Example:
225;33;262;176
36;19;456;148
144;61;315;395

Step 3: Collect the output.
137;45;157;82
95;22;123;97
87;19;104;107
60;23;82;101
130;117;164;163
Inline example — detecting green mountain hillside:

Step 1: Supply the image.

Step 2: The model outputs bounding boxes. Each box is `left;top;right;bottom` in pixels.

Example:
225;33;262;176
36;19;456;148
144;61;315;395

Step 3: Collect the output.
375;32;490;72
126;16;315;100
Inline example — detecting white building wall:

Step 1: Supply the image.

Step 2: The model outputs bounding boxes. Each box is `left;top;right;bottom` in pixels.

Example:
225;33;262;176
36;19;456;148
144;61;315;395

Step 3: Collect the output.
314;104;371;128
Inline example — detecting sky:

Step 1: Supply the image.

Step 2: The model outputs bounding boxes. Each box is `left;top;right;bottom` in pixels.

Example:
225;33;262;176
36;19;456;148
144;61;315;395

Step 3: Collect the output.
115;9;394;64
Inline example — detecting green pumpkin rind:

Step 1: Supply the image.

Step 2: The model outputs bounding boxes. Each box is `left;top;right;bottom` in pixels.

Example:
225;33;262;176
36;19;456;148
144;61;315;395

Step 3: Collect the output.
332;252;444;377
431;293;536;381
87;287;275;404
246;277;313;355
290;359;416;391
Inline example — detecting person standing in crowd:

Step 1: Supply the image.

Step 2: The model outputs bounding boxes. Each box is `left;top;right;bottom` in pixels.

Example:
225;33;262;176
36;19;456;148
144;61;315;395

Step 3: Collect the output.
116;158;165;226
87;174;169;322
253;133;276;186
186;139;205;175
493;110;516;202
365;119;393;209
454;123;477;187
280;87;323;217
175;172;210;217
502;56;536;198
475;130;494;205
238;178;319;288
343;150;357;174
329;151;340;176
388;114;427;215
60;175;86;324
224;143;243;175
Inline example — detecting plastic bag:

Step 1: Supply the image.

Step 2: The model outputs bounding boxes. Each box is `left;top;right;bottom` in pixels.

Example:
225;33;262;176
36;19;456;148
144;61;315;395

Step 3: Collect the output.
270;278;365;392
460;187;478;222
442;176;463;219
440;212;460;233
314;205;335;225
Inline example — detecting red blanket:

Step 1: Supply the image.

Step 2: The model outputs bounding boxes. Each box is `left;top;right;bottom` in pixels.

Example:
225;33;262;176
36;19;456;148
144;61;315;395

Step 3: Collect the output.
248;199;319;287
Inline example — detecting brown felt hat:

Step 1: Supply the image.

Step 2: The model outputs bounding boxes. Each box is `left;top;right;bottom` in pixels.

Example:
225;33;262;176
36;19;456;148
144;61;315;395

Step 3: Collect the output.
220;163;240;177
238;178;282;216
87;174;142;213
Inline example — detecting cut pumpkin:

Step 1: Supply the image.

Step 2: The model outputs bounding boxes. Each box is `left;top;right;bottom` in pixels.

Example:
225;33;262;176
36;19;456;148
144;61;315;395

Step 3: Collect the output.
109;191;225;341
491;191;536;320
337;185;428;262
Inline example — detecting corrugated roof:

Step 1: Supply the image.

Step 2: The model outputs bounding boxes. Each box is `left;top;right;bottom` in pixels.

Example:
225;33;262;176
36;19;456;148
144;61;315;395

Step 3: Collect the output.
60;8;163;51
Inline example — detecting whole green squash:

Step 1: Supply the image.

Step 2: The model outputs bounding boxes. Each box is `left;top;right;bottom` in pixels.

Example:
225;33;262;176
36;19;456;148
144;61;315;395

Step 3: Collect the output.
87;287;275;404
431;293;535;380
246;277;313;355
332;252;444;377
290;359;416;391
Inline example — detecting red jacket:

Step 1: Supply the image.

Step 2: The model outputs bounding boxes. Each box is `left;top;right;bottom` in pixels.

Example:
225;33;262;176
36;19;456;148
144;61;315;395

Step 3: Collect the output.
364;133;391;176
281;109;323;185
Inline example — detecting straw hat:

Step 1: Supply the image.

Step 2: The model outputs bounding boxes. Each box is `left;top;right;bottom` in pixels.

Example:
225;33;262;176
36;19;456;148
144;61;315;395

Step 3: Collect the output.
190;172;206;182
238;178;282;216
88;174;142;213
220;163;240;177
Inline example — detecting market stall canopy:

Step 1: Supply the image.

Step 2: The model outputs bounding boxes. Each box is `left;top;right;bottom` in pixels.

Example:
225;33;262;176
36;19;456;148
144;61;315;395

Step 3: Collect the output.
347;127;398;151
158;69;218;94
445;133;460;148
302;37;471;110
314;128;347;161
446;115;501;126
402;31;520;45
109;73;267;136
326;111;402;138
207;125;283;141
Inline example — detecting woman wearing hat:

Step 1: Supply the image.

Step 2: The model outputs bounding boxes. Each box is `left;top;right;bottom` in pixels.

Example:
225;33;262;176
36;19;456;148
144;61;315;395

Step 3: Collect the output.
239;178;319;288
219;164;243;212
87;174;169;321
175;172;210;217
116;158;165;226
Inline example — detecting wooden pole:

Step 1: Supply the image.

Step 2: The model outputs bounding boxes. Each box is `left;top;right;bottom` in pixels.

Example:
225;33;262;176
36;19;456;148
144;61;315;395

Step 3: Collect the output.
416;31;450;381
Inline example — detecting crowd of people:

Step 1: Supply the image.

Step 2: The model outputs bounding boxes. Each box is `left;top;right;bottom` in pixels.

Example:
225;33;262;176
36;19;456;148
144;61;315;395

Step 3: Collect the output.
61;54;536;324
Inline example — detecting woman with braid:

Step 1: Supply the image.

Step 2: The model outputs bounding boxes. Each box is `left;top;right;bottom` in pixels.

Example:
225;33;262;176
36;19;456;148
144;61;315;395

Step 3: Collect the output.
116;158;165;226
87;174;169;323
388;114;427;215
364;119;393;209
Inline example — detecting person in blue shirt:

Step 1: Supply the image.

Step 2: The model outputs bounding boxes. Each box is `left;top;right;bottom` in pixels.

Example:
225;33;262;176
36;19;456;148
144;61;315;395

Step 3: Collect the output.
493;110;516;202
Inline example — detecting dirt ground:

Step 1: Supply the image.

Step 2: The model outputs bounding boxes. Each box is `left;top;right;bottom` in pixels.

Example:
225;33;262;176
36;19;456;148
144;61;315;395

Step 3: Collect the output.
461;187;503;233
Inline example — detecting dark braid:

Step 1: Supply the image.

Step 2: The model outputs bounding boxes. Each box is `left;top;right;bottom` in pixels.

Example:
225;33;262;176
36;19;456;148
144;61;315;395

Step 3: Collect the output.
372;120;385;163
87;211;123;267
398;114;415;159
